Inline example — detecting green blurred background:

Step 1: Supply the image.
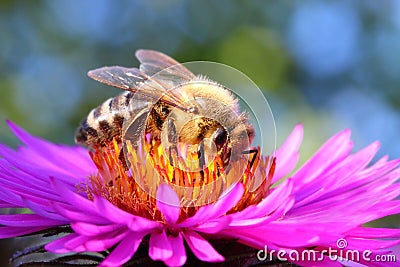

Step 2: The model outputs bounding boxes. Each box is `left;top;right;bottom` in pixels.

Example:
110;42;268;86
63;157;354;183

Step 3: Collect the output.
0;0;399;265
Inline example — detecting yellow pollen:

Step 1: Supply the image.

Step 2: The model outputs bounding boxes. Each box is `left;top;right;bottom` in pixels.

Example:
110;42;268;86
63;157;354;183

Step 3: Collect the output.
81;138;275;223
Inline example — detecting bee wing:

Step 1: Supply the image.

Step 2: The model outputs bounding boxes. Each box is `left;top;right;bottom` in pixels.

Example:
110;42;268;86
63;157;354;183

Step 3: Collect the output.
135;49;196;81
88;66;152;91
88;50;195;93
88;50;200;111
88;66;189;109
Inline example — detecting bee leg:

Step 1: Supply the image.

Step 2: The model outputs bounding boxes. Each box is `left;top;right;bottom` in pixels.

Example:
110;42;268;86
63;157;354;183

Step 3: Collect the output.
167;117;178;145
169;145;179;166
197;141;206;170
197;141;205;182
167;117;178;165
242;148;258;169
118;147;129;170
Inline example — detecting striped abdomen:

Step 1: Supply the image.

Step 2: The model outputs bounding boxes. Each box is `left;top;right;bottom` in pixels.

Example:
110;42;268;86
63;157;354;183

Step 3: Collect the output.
75;91;135;148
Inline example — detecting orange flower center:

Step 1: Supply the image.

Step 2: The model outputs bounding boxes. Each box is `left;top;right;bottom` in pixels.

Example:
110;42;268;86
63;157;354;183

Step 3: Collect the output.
81;138;275;223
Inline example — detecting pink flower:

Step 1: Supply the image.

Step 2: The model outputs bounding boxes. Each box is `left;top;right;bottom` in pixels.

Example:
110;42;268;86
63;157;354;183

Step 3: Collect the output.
0;121;399;266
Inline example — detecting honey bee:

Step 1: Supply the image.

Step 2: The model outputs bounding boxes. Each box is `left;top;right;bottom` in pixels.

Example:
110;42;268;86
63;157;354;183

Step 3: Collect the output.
75;50;256;170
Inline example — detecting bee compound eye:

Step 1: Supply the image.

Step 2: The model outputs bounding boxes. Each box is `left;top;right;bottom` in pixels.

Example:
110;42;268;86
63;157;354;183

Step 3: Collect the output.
213;128;228;150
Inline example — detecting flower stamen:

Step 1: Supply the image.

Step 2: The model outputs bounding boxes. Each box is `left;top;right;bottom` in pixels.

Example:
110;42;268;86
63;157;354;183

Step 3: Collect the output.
82;138;275;223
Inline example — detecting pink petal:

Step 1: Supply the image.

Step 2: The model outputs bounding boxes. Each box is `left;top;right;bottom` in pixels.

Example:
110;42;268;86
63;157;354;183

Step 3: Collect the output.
0;162;63;199
22;197;67;221
346;227;400;238
192;216;231;234
273;124;303;182
287;249;344;267
345;238;400;251
0;225;50;238
0;214;62;227
178;183;244;227
292;129;353;191
6;120;96;177
0;176;62;203
226;222;328;248
64;234;91;252
0;202;17;208
183;230;224;262
71;222;123;236
149;229;173;261
85;231;128;251
51;202;109;224
99;231;146;267
0;187;23;207
45;234;79;253
50;177;98;214
0;144;67;181
164;233;187;267
156;183;180;224
227;197;295;229
231;179;293;220
94;196;161;231
294;142;381;206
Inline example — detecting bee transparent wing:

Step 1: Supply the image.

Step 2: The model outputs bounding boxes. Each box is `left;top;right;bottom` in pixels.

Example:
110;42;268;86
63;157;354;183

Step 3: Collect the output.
135;49;196;82
88;66;151;91
88;66;182;105
88;50;196;112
